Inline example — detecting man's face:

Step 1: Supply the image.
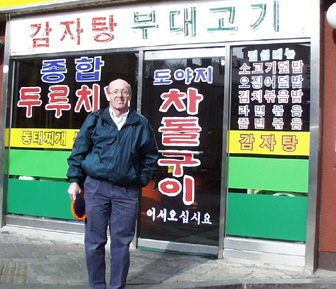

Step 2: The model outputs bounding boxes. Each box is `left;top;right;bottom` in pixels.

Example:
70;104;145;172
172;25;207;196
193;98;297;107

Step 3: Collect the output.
106;79;132;114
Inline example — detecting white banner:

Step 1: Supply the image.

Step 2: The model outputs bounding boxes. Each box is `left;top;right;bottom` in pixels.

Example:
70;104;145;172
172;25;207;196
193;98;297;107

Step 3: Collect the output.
9;0;312;56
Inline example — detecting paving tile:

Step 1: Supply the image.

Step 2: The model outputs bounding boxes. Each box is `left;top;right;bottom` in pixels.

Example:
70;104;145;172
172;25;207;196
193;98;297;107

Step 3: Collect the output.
1;226;336;289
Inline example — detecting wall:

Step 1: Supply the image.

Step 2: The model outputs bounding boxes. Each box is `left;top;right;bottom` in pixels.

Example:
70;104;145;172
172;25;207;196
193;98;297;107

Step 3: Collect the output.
0;21;4;114
319;1;336;270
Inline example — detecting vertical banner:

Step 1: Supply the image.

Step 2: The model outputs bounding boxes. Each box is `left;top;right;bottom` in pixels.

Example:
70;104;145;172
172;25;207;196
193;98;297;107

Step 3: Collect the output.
140;53;225;246
226;43;311;241
230;43;310;156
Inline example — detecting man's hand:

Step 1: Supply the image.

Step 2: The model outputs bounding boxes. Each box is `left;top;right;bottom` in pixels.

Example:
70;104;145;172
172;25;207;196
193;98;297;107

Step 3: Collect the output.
68;182;81;201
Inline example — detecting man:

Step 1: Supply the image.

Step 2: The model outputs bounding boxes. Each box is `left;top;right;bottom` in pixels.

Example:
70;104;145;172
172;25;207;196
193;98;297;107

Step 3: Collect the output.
67;79;158;289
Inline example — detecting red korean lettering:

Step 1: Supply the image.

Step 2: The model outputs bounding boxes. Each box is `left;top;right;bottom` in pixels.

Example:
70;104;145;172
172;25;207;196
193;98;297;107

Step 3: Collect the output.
60;18;83;45
159;117;201;132
162;132;200;146
92;15;117;43
60;21;75;41
75;84;100;112
158;176;195;206
18;87;42;118
160;117;201;146
76;18;84;45
160;89;186;112
31;22;52;48
187;88;203;115
45;85;71;118
159;88;204;113
158;151;201;177
92;84;100;111
158;178;182;196
183;175;195;205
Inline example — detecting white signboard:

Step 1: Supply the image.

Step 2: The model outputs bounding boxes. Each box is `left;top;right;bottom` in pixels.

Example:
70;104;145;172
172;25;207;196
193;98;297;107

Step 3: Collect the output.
9;0;311;56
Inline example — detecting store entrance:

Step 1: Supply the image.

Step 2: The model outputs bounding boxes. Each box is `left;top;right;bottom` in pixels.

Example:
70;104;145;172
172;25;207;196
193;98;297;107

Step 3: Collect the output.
138;48;226;255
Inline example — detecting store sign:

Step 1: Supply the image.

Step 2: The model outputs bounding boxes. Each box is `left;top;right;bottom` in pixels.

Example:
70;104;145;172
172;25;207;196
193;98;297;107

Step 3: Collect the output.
17;56;105;119
11;53;132;139
7;128;78;149
158;112;204;206
154;70;209;219
139;52;224;244
230;43;310;156
9;0;311;56
229;130;310;156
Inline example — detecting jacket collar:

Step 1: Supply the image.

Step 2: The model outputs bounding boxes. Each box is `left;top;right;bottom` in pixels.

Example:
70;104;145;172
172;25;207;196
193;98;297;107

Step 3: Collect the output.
100;106;139;126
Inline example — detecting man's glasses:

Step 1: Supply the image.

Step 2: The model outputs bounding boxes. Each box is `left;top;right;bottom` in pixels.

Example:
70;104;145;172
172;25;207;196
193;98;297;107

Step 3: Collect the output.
108;90;130;96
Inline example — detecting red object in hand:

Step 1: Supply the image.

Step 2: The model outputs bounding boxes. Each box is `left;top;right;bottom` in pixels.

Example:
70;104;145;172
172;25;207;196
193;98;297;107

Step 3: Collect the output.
71;190;87;221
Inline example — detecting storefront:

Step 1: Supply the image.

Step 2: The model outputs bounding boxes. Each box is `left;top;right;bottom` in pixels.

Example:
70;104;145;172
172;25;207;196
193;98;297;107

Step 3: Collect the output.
0;0;320;271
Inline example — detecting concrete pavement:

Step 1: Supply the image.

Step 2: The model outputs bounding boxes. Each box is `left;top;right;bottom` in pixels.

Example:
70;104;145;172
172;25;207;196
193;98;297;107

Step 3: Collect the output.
1;225;336;288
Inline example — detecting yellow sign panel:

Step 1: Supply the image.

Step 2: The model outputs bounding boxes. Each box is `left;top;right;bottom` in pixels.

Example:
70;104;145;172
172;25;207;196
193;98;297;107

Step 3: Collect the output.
229;130;310;156
7;128;79;149
0;0;59;9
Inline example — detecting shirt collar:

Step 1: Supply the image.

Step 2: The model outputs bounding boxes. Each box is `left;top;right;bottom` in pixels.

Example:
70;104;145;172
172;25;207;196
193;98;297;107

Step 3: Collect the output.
109;107;129;120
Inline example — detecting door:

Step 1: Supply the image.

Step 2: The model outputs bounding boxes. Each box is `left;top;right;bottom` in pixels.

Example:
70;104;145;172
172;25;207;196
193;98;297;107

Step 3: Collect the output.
138;48;226;255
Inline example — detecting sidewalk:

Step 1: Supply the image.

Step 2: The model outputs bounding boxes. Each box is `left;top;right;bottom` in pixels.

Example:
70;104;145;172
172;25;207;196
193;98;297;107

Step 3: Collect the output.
1;225;336;289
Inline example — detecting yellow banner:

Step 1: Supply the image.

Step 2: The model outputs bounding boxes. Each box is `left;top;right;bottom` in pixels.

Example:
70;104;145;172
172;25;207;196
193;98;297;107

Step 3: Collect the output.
229;130;310;156
0;0;59;9
7;128;79;149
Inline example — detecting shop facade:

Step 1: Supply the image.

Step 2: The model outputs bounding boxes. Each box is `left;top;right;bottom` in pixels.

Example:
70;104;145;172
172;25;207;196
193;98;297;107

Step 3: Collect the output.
0;0;321;272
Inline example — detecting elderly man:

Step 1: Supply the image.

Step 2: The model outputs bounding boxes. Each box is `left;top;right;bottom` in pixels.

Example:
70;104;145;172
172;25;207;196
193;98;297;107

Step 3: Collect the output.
67;79;158;289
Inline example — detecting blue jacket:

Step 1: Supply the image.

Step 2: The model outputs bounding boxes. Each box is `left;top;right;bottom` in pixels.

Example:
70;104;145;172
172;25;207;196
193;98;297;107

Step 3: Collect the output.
67;107;158;188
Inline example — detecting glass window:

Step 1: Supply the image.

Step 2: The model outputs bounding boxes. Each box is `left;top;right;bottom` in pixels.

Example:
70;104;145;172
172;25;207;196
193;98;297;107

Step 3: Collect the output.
227;43;310;242
139;52;225;246
11;53;138;130
5;53;138;220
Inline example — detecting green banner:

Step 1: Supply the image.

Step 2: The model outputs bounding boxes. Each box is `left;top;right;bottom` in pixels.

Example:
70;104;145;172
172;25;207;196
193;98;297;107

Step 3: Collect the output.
228;156;309;193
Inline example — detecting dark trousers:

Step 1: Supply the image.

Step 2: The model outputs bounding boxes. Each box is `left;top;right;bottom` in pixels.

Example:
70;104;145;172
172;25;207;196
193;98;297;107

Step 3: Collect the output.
84;176;139;289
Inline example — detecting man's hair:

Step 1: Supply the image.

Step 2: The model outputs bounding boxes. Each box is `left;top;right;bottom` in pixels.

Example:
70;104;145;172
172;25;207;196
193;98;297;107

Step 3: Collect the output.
126;82;132;94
